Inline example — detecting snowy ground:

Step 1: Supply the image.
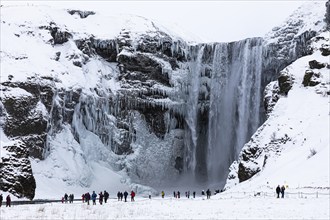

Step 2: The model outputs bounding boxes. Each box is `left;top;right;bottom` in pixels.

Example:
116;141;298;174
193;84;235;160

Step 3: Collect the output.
0;194;329;219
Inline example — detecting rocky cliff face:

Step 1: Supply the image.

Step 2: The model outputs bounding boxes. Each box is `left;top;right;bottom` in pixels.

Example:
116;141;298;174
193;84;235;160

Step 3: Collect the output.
0;2;327;199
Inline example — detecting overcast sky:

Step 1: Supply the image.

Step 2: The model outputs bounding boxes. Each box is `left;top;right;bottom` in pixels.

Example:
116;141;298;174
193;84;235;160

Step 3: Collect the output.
2;0;317;42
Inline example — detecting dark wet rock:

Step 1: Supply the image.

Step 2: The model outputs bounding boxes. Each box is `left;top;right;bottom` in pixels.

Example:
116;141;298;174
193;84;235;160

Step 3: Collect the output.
75;38;95;57
118;52;170;86
278;71;293;95
90;38;118;62
50;27;72;44
136;33;186;62
138;107;167;139
302;70;321;87
238;162;260;182
21;134;47;159
0;140;36;200
320;44;330;56
67;9;95;18
309;60;326;69
73;60;82;67
263;29;316;85
54;51;61;61
264;82;280;118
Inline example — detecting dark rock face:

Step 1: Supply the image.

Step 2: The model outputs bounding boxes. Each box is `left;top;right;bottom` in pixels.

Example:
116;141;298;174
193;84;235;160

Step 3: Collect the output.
136;33;186;62
264;82;280;118
237;147;261;182
67;10;95;18
320;44;330;56
118;52;170;86
0;79;54;198
263;21;317;87
302;70;321;87
1;89;48;160
138;107;167;139
278;71;294;95
0;140;36;200
91;39;118;62
309;60;326;69
50;27;72;44
238;162;260;182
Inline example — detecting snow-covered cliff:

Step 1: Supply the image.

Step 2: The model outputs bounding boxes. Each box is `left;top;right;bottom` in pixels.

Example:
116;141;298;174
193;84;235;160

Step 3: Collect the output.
0;1;328;199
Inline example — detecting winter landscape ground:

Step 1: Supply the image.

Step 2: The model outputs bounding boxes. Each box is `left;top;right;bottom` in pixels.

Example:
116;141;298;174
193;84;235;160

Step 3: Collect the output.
0;193;329;219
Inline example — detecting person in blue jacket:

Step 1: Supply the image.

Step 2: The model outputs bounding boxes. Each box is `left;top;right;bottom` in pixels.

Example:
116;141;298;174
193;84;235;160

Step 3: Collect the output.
92;191;97;205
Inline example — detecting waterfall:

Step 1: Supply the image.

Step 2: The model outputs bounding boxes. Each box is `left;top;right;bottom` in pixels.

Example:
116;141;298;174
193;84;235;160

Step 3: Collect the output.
184;45;205;177
207;38;264;184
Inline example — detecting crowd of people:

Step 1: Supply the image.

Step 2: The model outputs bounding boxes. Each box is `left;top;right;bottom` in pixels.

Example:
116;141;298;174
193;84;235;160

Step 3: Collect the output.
63;190;135;205
0;185;288;208
60;189;214;205
60;186;288;205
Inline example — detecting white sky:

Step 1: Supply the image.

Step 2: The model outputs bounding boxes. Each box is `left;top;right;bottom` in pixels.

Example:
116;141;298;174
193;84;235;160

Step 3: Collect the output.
1;0;320;42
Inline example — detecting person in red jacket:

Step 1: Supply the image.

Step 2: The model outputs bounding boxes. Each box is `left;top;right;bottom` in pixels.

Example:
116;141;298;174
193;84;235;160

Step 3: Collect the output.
130;191;135;202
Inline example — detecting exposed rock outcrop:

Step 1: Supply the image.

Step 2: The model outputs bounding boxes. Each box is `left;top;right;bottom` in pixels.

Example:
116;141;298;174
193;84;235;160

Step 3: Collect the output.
263;81;280;118
277;70;294;95
309;60;326;69
0;140;36;200
302;70;321;87
67;10;95;18
320;43;330;56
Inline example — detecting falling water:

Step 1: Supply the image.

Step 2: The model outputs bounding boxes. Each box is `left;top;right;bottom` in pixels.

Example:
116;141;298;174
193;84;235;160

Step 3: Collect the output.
207;38;264;184
184;45;205;177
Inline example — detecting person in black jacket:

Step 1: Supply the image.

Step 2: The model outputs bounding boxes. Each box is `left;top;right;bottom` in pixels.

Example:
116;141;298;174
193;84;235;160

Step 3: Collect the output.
117;191;121;201
206;189;211;199
6;195;11;207
104;191;109;203
64;193;68;203
85;192;91;205
0;194;3;207
99;192;104;205
281;185;286;198
123;191;128;202
276;185;281;198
